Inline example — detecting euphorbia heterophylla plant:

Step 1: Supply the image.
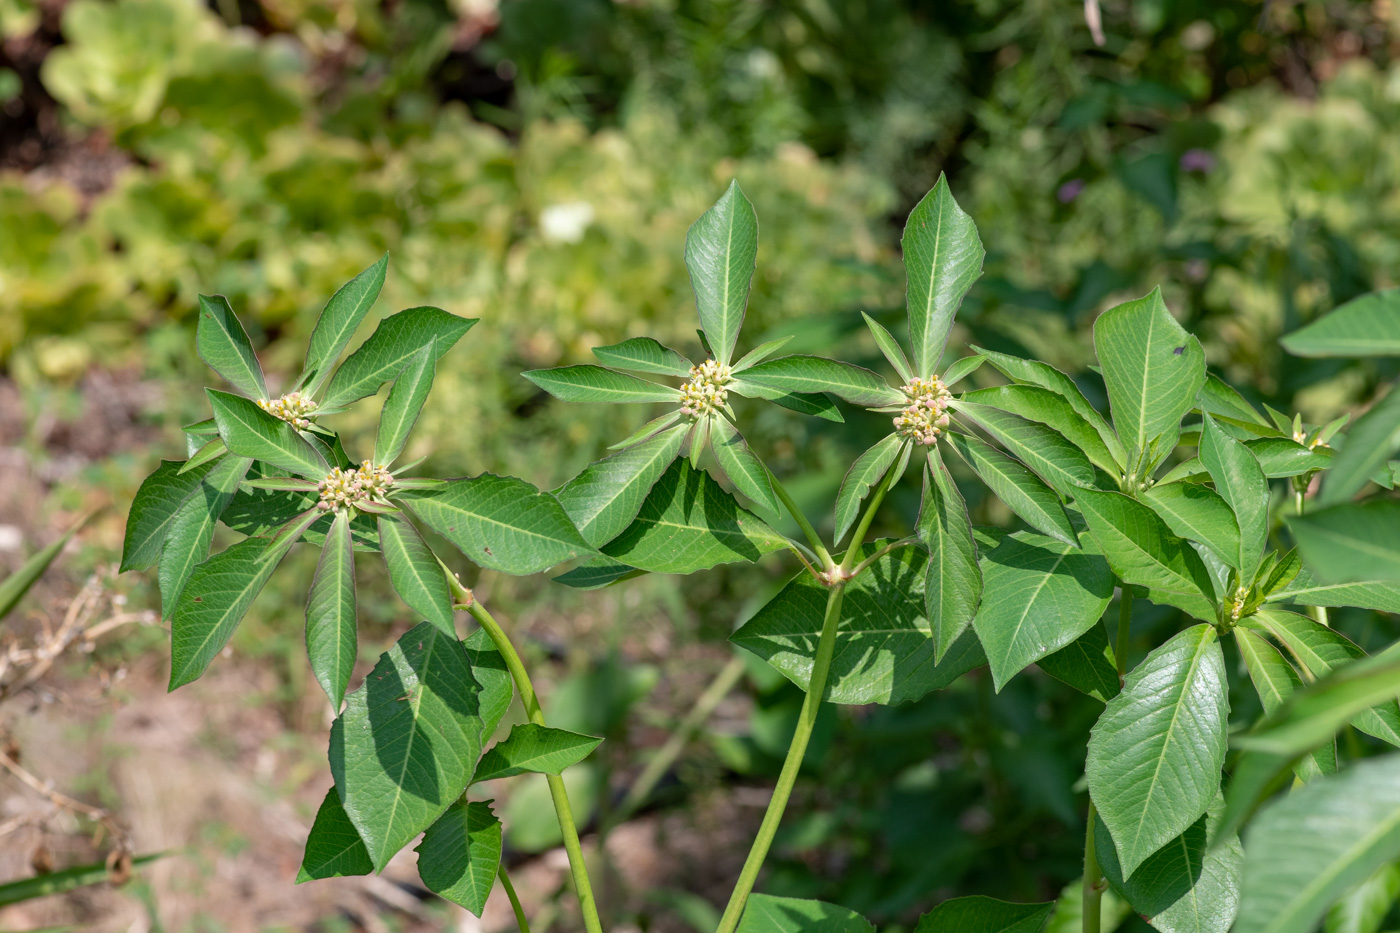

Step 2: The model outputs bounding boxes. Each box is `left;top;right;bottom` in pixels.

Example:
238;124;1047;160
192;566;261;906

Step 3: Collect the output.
123;178;1400;933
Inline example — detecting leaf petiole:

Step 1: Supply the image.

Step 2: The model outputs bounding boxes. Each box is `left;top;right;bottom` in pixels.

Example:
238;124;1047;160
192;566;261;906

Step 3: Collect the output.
765;465;835;571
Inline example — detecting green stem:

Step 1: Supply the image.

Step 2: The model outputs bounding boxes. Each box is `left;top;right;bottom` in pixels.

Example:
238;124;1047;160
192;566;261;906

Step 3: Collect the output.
499;863;531;933
847;536;918;580
714;583;847;933
1083;799;1103;933
839;459;900;573
1115;587;1133;684
1295;490;1330;627
767;467;835;570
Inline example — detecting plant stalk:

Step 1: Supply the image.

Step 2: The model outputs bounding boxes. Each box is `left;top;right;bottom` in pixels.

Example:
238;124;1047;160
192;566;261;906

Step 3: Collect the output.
839;461;900;574
1115;587;1133;684
1294;488;1330;627
1082;799;1104;933
766;466;836;571
499;863;532;933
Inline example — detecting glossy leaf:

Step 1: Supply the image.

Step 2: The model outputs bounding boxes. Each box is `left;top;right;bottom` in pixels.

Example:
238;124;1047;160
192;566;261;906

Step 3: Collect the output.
522;364;680;405
592;337;693;376
121;459;217;572
550;558;645;590
943;353;986;387
207;389;329;478
1269;568;1400;614
1235;627;1334;783
196;294;267;399
555;424;688;547
733;335;795;371
862;311;913;383
1243;438;1332;477
727;378;845;421
912;895;1053;933
834;434;904;545
301;254;388;396
1320;385;1400;506
320;307;475;409
902;174;985;378
306;512;357;707
179;435;227;475
1281;289;1400;357
738;894;876;933
472;724;602;782
1198;415;1269;575
953;400;1096;497
710;417;779;513
373;339;435;467
740;355;905;407
378;513;454;637
158;455;253;617
1140;482;1241;569
962;384;1119;474
918;450;983;661
946;432;1077;546
1037;623;1119;703
415;799;501;916
1290;501;1400;583
297;787;372;882
685;180;758;366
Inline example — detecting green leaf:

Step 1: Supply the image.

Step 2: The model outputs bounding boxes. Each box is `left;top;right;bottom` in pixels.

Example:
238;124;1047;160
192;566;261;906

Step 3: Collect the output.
373;339;435;468
377;513;454;637
555;425;688;547
1140;482;1241;569
207;389;329;479
463;627;515;746
918;450;983;661
196;294;267;399
221;464;380;552
738;894;876;933
903;174;985;379
685;180;758;366
158;455;253;618
1198;374;1273;429
1095;795;1243;933
1198;415;1269;575
740;355;905;408
1282;289;1400;357
1321;384;1400;506
943;354;986;388
120;459;216;572
954;400;1096;497
728;379;845;422
306;512;357;707
973;531;1114;692
600;460;787;574
710;417;779;514
1324;862;1400;933
179;436;227;475
550;558;645;590
1088;624;1227;879
592;337;694;376
733;335;795;371
834;434;904;545
1269;567;1400;614
329;622;493;871
472;724;602;781
732;542;987;705
320;307;476;409
945;432;1077;546
400;474;594;575
300;254;388;396
1242;438;1331;477
1094;288;1206;466
1235;627;1334;783
1290;501;1400;583
1236;754;1400;933
1075;488;1218;621
0;516;83;621
862;311;913;383
913;895;1054;933
522;364;680;405
297;787;372;882
415;799;501;916
1037;622;1119;703
962;385;1120;475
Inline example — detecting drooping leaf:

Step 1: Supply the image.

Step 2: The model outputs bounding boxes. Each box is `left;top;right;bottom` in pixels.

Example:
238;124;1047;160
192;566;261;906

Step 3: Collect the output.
415;799;501;916
522;365;680;405
329;622;492;871
599;460;787;574
1268;567;1400;614
862;311;914;383
196;294;267;399
1140;482;1241;570
902;174;985;379
378;513;454;637
158;455;253;618
555;425;688;547
1290;501;1400;583
373;339;435;468
0;516;83;622
320;307;476;409
961;384;1120;474
1281;290;1400;357
1320;385;1400;506
738;894;876;933
1198;415;1269;575
306;512;357;707
685;180;758;366
945;432;1077;546
912;895;1054;933
1324;862;1400;933
740;355;905;408
472;724;602;782
1037;622;1119;703
918;450;983;661
834;434;904;545
954;400;1096;497
301;254;388;396
972;532;1114;692
592;337;693;376
1234;627;1334;783
297;787;372;882
121;459;217;572
207;389;329;478
728;378;845;422
1087;624;1228;879
400;474;594;575
732;543;986;705
710;417;779;513
1093;288;1206;466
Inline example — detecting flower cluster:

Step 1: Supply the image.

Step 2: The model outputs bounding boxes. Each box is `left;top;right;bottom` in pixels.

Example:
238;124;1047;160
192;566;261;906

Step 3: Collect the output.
678;359;732;419
317;460;395;513
258;391;318;430
893;376;952;446
1224;584;1250;624
1292;428;1328;450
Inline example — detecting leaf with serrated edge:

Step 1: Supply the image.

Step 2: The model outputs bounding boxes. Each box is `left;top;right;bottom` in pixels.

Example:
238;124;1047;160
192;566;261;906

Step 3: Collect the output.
737;894;876;933
1282;289;1400;358
834;435;904;545
556;425;688;547
1088;624;1227;879
207;389;328;478
733;335;795;372
301;254;388;396
685;180;758;366
415;799;501;916
710;417;779;514
378;513;454;637
158;455;253;618
321;307;475;409
121;459;218;572
961;384;1119;475
954;400;1095;497
306;512;357;707
728;379;845;422
1037;623;1119;703
918;450;982;661
1141;482;1241;570
1199;415;1269;575
903;174;985;379
296;787;372;882
912;895;1053;933
740;356;905;407
946;432;1077;546
862;312;913;383
523;365;680;405
472;724;602;782
374;339;435;467
592;337;693;376
197;294;267;399
1268;567;1400;614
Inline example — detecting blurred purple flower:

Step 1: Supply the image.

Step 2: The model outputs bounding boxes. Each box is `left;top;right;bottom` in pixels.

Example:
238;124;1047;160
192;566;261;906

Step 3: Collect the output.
1180;149;1216;173
1057;179;1086;203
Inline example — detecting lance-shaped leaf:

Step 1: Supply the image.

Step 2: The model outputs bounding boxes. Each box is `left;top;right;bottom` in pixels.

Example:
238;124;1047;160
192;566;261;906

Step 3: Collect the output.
1198;415;1269;575
902;174;984;379
1095;794;1242;933
329;622;491;871
946;432;1077;546
1324;863;1400;933
415;799;501;917
472;724;602;782
1094;289;1206;466
400;474;593;575
684;180;757;367
0;517;84;622
1198;374;1273;430
297;787;372;882
733;335;795;371
197;294;268;400
1320;385;1400;506
207;389;328;478
378;513;454;637
320;307;476;409
306;512;357;707
973;346;1125;468
918;450;982;661
158;455;253;617
834;434;904;545
728;378;845;422
1282;289;1400;357
733;542;986;705
710;417;779;514
862;311;913;383
121;459;218;572
1075;488;1217;621
739;356;905;408
592;337;693;376
954;400;1095;496
1235;627;1334;783
962;384;1119;474
1236;754;1400;933
522;365;680;404
943;353;986;387
973;531;1114;692
912;896;1053;933
179;436;227;475
1269;567;1400;614
374;339;435;467
555;425;688;547
1140;482;1241;569
301;254;388;396
1087;624;1228;879
599;459;787;574
1290;501;1400;583
1037;623;1119;703
738;895;876;933
551;558;645;590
